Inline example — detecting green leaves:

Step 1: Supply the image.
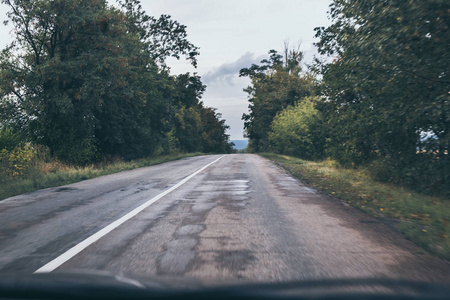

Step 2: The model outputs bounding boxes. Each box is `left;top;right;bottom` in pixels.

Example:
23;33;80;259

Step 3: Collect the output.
269;97;325;160
314;0;449;195
0;0;230;164
118;0;200;69
241;1;448;195
240;49;316;152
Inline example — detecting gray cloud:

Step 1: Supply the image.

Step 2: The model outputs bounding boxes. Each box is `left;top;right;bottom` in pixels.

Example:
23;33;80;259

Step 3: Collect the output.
202;52;264;85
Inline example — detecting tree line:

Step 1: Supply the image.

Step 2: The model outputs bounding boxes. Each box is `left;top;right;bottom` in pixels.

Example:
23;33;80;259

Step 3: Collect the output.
241;0;449;196
0;0;232;169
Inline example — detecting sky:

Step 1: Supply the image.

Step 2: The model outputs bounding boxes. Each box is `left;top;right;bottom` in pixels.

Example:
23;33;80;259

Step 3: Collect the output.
0;0;332;140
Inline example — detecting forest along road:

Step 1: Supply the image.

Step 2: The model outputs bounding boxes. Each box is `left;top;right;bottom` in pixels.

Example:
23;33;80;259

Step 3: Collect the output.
0;154;449;283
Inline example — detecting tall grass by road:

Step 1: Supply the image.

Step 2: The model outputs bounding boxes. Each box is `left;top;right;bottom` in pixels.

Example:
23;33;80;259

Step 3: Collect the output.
261;153;450;261
0;153;202;201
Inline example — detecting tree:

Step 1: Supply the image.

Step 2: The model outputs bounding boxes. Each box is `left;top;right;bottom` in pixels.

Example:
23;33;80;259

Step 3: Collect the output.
168;74;232;154
240;48;316;152
173;104;203;153
118;0;200;69
200;107;233;154
0;0;227;164
1;0;133;162
314;0;449;194
268;97;325;160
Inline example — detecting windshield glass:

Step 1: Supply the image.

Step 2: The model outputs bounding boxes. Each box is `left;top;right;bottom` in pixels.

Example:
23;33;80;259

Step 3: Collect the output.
0;0;448;297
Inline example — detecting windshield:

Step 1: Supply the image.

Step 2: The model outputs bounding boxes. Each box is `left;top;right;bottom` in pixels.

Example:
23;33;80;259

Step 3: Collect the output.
0;0;448;298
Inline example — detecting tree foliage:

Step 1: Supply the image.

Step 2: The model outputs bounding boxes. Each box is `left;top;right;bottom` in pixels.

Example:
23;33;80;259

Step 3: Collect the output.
240;48;316;152
268;97;325;160
0;0;231;165
240;1;448;195
171;105;232;154
314;0;449;194
118;0;200;69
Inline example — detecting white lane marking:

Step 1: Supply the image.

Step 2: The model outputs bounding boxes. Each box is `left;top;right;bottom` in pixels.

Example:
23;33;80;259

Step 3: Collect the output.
34;155;225;273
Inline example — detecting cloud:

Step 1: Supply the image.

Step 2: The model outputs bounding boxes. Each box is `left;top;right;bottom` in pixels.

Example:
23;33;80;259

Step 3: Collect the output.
200;52;264;139
202;52;264;85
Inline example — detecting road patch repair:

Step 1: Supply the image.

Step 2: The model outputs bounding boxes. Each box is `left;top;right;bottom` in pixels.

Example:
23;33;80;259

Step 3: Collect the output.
34;156;225;273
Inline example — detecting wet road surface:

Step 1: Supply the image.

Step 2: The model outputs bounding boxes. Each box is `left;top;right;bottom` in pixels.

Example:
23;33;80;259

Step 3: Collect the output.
0;154;449;283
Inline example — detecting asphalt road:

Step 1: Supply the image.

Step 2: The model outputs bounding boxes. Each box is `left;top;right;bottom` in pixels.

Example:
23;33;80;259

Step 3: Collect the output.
0;154;449;283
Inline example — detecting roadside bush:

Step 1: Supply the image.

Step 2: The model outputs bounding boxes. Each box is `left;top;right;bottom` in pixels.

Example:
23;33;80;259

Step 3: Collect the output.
0;126;53;181
0;143;38;179
268;97;325;160
0;127;24;151
368;154;449;197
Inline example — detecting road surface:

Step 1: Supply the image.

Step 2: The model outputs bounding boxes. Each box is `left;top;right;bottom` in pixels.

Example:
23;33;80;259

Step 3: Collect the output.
0;154;449;283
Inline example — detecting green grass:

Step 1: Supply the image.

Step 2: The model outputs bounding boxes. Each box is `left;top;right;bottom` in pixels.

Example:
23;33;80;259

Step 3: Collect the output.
261;153;450;261
0;153;203;201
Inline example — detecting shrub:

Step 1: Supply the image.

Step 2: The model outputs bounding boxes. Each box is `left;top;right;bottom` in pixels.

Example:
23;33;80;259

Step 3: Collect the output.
0;127;24;151
1;143;37;179
268;96;325;160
